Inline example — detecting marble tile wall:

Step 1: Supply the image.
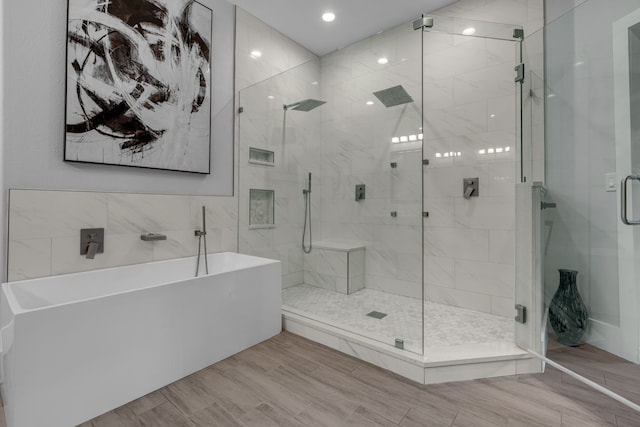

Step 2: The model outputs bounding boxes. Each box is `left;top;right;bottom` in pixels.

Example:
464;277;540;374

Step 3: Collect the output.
315;1;543;317
318;23;424;302
237;59;323;288
303;247;365;295
235;8;321;289
234;8;317;92
7;189;237;281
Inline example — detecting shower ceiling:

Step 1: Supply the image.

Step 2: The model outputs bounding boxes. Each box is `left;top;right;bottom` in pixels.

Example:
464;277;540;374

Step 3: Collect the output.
230;0;457;56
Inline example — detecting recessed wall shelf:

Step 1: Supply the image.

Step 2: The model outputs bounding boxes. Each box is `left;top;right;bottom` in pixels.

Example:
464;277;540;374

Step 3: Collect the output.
249;189;275;227
249;147;275;166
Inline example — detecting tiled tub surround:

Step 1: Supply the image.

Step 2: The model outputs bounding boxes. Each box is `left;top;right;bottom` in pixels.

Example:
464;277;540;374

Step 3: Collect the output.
0;252;280;427
304;242;365;295
7;189;237;281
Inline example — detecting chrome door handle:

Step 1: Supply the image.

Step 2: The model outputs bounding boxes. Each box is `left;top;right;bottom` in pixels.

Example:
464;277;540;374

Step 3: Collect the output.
621;175;640;225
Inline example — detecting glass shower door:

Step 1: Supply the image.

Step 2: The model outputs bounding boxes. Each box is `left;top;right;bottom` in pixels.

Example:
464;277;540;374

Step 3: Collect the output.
420;16;523;358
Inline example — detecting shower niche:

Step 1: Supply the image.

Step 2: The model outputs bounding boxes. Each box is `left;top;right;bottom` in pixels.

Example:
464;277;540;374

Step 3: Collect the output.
249;189;275;228
248;147;275;166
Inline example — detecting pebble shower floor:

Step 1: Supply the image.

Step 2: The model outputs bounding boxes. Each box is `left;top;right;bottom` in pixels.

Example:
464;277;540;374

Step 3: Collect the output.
282;284;514;355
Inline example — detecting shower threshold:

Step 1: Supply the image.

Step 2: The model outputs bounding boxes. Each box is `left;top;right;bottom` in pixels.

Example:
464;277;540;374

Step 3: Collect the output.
282;285;539;384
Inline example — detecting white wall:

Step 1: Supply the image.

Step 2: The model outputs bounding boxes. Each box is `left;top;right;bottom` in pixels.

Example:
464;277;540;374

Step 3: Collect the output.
2;0;237;280
3;0;235;196
0;0;5;281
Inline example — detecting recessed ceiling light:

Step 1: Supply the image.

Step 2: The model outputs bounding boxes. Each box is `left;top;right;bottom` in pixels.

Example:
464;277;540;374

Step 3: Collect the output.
250;50;262;59
378;57;389;65
322;12;335;22
267;95;275;99
366;101;374;105
311;81;319;85
462;27;476;36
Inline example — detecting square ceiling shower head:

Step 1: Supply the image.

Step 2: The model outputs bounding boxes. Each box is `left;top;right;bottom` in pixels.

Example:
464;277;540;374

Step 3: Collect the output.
291;99;326;111
373;85;414;108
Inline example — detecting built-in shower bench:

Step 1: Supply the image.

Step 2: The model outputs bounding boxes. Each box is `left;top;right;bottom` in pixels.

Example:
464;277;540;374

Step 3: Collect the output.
303;241;365;295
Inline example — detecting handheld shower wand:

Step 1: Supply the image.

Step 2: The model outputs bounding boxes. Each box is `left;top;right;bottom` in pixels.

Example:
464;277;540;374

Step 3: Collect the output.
195;206;209;277
302;172;312;253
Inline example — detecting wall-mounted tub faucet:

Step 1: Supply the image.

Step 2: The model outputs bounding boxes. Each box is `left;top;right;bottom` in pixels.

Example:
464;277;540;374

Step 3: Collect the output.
80;228;104;259
195;206;209;277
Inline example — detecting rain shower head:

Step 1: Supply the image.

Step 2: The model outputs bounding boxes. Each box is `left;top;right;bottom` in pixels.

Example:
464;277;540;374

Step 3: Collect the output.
283;99;326;112
373;85;414;108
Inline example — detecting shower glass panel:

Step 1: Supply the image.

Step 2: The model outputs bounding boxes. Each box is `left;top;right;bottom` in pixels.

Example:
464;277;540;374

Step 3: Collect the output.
310;23;425;355
421;16;522;357
238;23;425;355
543;0;640;404
237;59;323;285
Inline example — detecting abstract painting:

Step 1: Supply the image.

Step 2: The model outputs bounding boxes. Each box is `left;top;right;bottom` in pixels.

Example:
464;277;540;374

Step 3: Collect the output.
65;0;212;173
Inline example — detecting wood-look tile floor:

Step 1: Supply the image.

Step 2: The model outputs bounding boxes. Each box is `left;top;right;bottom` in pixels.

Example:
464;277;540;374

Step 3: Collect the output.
33;332;640;426
547;336;640;408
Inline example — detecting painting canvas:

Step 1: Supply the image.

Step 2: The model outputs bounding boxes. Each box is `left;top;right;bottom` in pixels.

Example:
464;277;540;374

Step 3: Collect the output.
65;0;212;174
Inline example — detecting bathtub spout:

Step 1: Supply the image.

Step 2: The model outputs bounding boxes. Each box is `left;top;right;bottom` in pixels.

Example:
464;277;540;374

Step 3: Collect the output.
85;241;99;259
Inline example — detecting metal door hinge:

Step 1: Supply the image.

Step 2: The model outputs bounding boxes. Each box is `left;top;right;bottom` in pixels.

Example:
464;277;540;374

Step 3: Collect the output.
513;28;524;39
515;304;526;324
238;106;244;113
423;212;429;218
423;159;429;166
413;16;434;30
514;63;525;84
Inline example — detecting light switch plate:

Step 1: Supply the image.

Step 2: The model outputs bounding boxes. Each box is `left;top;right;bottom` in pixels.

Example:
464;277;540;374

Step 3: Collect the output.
605;173;617;192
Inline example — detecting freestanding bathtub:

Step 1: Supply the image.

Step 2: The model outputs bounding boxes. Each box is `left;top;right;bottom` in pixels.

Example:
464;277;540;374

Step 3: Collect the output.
0;252;281;427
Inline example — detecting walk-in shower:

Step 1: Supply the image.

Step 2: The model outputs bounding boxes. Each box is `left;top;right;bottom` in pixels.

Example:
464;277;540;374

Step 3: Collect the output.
238;13;539;382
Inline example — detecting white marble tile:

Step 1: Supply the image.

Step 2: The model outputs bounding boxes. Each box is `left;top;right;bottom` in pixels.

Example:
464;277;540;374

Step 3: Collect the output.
424;227;490;261
304;271;337;292
370;276;422;300
338;339;425;383
8;239;52;281
304;249;348;277
9;190;108;239
283;284;514;355
350;275;365;293
365;246;397;279
491;296;515;318
423;360;516;384
336;277;349;295
348;249;365;279
396;252;422;283
51;233;154;276
489;229;515;265
426;285;493;315
455;259;515;299
151;230;198;262
424;197;455;227
454;196;514;230
424;256;455;289
488;94;517;132
107;193;191;234
190;196;237;231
